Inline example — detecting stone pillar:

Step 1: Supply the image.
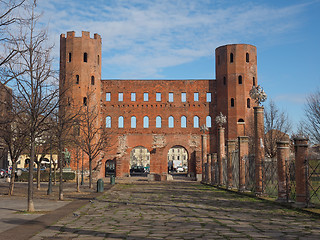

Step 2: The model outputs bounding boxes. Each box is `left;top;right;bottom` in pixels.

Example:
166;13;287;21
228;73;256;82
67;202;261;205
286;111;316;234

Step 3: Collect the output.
195;150;202;181
254;106;264;195
211;153;217;185
207;154;212;184
238;136;249;192
226;140;236;189
294;137;309;207
201;134;208;182
217;126;225;185
276;141;290;202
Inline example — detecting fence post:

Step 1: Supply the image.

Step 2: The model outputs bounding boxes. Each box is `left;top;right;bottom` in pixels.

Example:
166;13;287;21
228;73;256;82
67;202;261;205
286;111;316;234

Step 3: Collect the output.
227;140;236;189
294;137;309;207
254;106;265;195
218;126;225;185
276;140;290;202
201;134;208;182
207;154;212;184
211;153;217;185
238;136;249;192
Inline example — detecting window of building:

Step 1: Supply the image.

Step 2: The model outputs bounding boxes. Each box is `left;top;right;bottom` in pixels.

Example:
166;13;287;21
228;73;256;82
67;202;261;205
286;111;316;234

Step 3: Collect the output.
143;116;149;128
169;92;173;102
76;75;79;84
98;55;100;65
168;116;174;128
206;92;212;102
194;92;199;102
156;92;161;102
83;97;87;106
181;116;187;128
106;92;111;101
118;92;123;101
91;76;95;85
230;53;234;63
238;75;242;84
181;92;186;102
131;116;136;128
206;116;212;128
217;55;220;65
253;77;256;86
84;52;88;62
246;52;249;62
247;98;250;108
231;98;235;107
131;92;136;101
118;116;124;128
223;77;226;85
68;52;72;62
156;116;162;128
177;156;180;160
194;116;199;128
144;92;148;101
106;116;111;128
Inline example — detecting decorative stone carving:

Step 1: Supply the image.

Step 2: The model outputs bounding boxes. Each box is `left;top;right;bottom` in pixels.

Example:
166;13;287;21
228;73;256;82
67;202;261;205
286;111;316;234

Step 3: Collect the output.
189;134;200;148
152;134;166;148
117;135;128;156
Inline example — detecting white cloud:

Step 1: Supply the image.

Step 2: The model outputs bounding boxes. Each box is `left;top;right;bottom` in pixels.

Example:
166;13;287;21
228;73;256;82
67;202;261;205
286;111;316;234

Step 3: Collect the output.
36;0;312;78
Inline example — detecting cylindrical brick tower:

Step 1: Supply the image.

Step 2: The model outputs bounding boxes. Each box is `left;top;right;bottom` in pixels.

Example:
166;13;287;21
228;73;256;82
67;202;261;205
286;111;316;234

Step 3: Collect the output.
215;44;257;140
59;31;102;169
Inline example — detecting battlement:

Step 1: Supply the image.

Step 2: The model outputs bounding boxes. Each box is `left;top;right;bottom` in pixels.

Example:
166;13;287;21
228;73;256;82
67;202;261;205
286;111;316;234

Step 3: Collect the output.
60;31;101;40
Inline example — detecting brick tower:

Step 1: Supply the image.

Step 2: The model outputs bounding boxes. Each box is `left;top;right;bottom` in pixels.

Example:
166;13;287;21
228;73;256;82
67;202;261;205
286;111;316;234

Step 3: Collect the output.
215;44;257;140
59;31;102;169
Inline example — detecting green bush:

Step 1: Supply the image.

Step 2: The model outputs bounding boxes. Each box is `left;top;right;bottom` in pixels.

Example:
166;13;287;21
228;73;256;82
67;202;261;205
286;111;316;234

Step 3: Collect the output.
16;171;75;182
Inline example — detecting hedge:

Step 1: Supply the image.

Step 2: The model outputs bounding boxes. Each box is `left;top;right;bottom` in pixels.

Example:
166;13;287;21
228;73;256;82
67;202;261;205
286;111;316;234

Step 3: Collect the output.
16;171;75;182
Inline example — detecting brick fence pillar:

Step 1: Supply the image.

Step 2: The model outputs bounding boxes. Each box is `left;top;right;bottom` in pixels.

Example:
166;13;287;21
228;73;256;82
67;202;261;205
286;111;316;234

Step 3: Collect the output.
218;126;225;185
294;137;309;207
195;150;202;181
207;153;212;184
211;153;217;185
201;134;208;182
276;141;290;202
238;136;249;192
226;140;236;189
254;106;264;195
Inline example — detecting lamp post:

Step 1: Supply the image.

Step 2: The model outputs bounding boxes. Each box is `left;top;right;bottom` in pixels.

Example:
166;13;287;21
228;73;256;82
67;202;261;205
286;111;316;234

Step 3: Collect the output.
215;112;226;185
47;139;52;195
81;150;84;185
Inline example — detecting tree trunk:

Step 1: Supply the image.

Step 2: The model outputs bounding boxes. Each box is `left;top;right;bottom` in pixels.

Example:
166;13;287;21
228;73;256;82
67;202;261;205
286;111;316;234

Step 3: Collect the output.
8;163;16;196
54;163;56;185
28;135;35;212
89;157;92;189
76;150;80;192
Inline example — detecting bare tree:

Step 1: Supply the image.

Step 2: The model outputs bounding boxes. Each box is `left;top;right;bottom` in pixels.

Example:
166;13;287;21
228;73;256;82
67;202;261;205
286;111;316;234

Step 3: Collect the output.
6;2;58;211
75;91;108;189
304;89;320;144
264;100;291;158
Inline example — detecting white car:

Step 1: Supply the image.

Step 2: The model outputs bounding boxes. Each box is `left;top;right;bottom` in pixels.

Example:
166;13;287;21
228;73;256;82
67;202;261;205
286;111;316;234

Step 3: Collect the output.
176;166;184;172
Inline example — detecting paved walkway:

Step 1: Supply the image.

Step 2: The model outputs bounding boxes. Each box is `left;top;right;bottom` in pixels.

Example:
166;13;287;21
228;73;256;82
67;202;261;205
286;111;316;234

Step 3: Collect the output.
30;179;320;239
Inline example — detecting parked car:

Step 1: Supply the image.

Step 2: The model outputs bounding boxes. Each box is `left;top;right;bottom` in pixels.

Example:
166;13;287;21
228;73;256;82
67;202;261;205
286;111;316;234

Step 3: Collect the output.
176;166;184;172
130;166;146;176
0;169;8;178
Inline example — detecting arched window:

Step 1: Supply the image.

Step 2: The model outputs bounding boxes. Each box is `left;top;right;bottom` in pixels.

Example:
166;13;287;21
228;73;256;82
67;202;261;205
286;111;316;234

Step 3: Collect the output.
83;52;88;62
83;97;87;106
194;116;199;128
106;116;111;128
156;116;162;128
131;116;136;128
181;116;187;128
97;55;100;65
238;75;242;84
168;116;174;128
231;98;235;107
91;76;95;85
118;116;124;128
76;75;79;84
143;116;149;128
230;53;234;63
253;77;256;86
223;76;226;85
68;52;72;62
206;116;212;128
246;52;249;62
247;98;250;108
238;118;245;123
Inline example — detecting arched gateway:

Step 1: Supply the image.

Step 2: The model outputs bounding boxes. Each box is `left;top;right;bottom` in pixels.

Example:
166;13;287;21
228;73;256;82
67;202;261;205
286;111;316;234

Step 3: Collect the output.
59;31;257;180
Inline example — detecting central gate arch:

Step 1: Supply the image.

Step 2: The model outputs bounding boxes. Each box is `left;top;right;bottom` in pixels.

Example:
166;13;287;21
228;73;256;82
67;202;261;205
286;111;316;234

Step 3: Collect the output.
129;146;150;176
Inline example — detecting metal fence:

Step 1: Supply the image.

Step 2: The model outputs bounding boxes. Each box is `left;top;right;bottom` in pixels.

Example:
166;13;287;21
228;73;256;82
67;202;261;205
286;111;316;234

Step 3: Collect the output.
262;158;278;198
306;156;320;206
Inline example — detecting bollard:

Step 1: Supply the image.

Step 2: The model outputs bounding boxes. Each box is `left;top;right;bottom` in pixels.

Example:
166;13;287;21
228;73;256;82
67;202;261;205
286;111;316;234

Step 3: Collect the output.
110;175;115;185
97;179;104;192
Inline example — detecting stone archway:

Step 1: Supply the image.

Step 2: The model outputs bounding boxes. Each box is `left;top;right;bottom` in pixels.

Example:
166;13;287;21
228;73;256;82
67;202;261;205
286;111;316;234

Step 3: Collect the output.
130;146;150;176
167;145;189;174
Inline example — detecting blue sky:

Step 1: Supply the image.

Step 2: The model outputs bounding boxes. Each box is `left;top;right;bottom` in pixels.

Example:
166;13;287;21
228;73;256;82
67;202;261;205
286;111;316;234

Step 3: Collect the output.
37;0;320;132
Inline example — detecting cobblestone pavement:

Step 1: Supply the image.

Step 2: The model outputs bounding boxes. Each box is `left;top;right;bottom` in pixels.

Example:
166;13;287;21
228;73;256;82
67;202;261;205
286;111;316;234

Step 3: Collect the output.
31;179;320;239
